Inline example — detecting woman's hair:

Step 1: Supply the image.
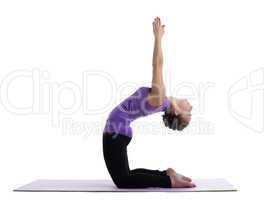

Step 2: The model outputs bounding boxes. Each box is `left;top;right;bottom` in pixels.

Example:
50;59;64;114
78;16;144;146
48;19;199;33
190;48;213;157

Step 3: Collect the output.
162;110;188;131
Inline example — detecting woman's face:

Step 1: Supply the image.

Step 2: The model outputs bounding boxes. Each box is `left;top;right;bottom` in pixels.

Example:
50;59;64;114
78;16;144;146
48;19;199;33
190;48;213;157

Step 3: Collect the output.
176;99;192;124
168;97;193;125
172;98;192;124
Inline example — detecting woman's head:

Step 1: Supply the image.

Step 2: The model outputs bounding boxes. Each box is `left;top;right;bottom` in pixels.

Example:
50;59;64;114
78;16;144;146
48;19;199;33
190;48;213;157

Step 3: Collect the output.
162;98;192;131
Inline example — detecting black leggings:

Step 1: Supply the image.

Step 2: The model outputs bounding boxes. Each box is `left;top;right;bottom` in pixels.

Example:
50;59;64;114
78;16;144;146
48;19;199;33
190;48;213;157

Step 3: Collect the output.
103;132;171;188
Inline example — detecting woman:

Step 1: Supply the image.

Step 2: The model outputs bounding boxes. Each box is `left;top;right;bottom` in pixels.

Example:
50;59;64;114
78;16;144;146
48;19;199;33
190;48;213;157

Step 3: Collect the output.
103;17;195;189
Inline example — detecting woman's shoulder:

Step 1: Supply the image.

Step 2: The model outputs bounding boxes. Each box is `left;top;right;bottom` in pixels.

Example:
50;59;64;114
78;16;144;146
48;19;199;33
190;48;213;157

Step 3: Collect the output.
135;86;151;96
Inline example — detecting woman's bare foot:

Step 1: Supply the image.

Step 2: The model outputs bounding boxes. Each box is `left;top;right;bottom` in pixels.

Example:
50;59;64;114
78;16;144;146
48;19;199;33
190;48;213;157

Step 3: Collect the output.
166;168;196;188
166;168;192;182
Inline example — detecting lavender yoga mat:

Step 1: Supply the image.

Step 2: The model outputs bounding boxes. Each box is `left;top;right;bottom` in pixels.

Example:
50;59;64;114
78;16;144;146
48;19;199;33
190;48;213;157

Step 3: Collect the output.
14;179;237;192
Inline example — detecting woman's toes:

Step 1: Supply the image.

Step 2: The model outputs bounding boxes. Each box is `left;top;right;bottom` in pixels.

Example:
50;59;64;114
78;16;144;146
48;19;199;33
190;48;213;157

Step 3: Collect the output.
180;180;196;188
182;176;192;182
176;172;192;182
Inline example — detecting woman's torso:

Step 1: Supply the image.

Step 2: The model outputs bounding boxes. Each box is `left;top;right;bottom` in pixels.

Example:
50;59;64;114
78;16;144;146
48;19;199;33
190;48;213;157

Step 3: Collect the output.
103;86;170;137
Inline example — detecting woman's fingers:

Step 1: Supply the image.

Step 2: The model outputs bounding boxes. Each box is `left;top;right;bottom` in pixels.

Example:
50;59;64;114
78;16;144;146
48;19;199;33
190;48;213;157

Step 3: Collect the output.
154;17;161;27
153;19;157;28
157;17;160;26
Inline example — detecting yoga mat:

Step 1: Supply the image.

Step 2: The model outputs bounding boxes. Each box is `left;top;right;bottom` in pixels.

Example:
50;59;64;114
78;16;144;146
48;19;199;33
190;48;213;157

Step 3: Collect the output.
14;179;237;192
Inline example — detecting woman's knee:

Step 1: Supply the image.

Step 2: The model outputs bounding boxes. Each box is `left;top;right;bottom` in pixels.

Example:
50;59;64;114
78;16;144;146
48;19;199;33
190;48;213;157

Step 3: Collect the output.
114;177;130;188
114;176;136;189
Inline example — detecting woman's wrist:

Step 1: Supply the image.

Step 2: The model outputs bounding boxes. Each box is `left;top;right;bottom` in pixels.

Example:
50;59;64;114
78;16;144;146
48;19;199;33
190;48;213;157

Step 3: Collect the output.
154;36;162;42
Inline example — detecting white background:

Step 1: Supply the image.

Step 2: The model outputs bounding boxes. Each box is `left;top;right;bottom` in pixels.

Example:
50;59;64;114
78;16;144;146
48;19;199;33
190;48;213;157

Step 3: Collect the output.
0;0;264;199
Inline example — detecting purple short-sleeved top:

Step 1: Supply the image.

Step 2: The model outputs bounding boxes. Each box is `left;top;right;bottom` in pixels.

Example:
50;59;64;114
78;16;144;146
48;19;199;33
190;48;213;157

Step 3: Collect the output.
103;86;170;137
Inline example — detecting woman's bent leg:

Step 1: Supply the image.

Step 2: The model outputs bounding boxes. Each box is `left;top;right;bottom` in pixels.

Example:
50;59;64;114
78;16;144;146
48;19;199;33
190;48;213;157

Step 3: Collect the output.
119;172;171;188
130;168;167;176
103;133;171;188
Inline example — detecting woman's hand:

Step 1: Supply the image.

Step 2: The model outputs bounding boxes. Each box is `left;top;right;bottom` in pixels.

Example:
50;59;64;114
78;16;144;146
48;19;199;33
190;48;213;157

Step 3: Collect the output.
152;17;165;39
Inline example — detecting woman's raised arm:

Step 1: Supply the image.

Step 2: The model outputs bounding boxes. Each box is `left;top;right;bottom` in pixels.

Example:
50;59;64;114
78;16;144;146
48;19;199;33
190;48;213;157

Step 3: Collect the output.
148;17;167;107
